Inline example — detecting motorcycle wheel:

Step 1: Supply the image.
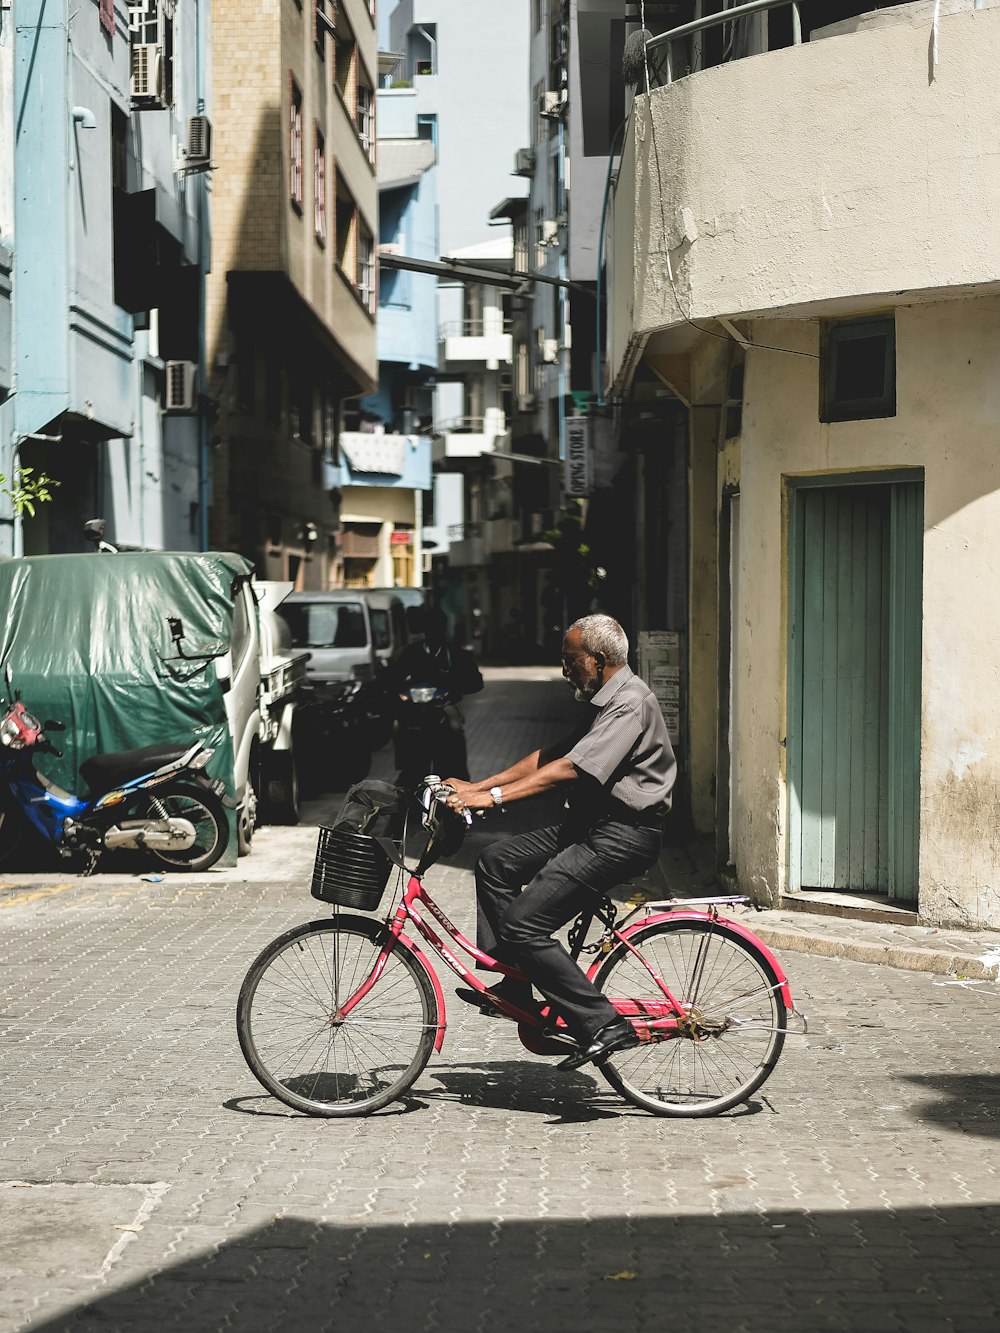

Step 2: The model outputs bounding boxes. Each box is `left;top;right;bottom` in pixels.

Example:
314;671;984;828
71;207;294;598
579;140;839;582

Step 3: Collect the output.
126;783;229;872
0;808;23;868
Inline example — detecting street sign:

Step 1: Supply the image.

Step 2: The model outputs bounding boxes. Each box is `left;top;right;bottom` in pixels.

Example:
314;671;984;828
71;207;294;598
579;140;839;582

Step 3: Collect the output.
564;418;591;497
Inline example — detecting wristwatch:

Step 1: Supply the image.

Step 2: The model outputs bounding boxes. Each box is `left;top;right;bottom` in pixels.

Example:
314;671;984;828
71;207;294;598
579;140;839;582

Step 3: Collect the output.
489;785;505;809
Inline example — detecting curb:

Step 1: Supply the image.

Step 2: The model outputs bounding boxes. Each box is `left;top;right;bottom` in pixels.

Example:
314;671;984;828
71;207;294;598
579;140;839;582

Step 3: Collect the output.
753;924;1000;982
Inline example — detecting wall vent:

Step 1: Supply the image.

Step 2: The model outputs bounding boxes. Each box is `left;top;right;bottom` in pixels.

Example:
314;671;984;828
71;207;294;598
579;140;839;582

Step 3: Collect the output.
184;115;212;171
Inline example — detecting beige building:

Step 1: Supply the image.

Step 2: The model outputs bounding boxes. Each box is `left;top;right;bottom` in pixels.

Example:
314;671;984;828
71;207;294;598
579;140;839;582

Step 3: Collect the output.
609;1;1000;928
207;0;378;587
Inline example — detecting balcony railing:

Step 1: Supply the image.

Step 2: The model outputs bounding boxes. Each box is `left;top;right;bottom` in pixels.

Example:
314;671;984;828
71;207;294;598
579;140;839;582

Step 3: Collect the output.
643;0;802;83
448;522;483;541
438;318;514;339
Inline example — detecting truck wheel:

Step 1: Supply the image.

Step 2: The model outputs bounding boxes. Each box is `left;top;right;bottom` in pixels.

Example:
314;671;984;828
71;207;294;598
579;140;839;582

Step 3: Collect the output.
264;752;300;825
237;784;257;856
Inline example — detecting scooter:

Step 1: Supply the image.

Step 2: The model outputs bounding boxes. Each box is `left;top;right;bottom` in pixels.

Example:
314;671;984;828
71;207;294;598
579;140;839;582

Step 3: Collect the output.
0;665;230;875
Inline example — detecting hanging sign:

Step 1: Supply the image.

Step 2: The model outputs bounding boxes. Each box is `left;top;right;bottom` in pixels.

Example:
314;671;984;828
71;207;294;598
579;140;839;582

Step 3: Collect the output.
564;418;592;498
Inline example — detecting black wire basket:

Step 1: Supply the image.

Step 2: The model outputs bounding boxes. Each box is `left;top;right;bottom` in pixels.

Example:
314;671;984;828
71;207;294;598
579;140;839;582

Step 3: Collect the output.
311;826;396;911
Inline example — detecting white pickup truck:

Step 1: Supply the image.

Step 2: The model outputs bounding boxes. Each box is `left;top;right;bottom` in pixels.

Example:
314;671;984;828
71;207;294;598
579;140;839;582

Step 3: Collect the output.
225;578;371;853
222;578;325;854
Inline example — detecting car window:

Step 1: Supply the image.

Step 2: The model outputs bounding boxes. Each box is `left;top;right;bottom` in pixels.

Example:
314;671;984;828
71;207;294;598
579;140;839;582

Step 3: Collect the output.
370;608;391;651
392;606;407;647
334;606;368;647
282;602;368;648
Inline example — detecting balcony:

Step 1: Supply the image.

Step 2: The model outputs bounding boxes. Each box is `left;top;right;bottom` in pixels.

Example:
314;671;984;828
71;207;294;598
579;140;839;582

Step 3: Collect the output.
431;411;507;467
438;317;513;371
339;432;433;489
610;1;1000;379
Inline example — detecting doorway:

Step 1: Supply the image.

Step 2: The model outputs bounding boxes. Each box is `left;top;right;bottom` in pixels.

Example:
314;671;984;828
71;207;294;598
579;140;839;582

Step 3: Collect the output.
787;474;923;902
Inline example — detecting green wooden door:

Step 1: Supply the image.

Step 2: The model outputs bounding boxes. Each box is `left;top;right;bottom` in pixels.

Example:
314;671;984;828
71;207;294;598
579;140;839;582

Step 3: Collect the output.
789;479;922;900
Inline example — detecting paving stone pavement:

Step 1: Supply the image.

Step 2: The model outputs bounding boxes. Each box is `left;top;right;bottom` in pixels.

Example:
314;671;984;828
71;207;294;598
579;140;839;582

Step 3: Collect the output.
2;669;1000;1331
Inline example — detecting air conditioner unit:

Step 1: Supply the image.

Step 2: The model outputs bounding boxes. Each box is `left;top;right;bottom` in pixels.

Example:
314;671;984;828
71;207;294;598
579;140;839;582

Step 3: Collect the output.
540;218;559;246
541;339;560;364
378;242;402;256
165;360;197;413
513;147;535;177
540;89;566;119
185;115;212;170
131;43;166;107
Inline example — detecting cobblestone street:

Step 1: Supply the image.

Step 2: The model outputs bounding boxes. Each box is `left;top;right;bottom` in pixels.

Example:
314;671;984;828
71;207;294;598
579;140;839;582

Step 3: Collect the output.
3;671;1000;1331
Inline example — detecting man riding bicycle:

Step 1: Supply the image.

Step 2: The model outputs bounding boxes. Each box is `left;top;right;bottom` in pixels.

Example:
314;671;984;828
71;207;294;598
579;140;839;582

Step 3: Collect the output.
443;613;676;1070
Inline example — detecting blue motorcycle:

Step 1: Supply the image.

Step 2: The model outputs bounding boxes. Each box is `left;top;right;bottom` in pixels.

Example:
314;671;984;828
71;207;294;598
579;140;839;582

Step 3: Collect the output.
0;666;229;874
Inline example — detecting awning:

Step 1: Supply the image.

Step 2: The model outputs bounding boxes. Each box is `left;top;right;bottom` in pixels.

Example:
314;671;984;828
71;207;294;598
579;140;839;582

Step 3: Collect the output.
378;139;436;190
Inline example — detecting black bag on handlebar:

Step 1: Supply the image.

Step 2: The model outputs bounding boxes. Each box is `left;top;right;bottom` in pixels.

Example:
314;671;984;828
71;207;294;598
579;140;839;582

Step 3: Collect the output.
311;781;408;911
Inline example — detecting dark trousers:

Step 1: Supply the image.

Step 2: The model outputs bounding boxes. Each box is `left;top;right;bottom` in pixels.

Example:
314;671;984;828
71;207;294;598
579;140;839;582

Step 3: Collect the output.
474;819;662;1042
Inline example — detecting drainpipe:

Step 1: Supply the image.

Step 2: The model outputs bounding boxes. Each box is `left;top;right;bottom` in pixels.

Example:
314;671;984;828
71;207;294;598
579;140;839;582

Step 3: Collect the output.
556;117;567;466
195;0;209;550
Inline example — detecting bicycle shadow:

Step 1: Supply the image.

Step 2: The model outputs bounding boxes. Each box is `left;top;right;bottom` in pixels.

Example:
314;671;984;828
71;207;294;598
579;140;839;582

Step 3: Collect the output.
424;1060;623;1123
419;1059;768;1124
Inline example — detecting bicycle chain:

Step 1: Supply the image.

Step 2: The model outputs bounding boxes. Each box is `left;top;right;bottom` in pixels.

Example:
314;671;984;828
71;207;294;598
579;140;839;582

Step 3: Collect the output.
568;900;618;956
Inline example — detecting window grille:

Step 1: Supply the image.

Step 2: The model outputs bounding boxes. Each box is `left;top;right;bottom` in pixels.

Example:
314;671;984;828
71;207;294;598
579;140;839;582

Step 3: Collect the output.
314;129;327;243
290;80;303;210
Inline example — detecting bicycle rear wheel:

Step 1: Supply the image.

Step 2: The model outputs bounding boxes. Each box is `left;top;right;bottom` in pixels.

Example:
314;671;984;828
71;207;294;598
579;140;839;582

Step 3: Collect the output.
594;918;787;1117
236;915;438;1117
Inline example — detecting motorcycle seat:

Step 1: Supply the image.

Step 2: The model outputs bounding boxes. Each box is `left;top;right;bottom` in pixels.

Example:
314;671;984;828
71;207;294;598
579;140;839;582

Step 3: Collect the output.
80;744;193;794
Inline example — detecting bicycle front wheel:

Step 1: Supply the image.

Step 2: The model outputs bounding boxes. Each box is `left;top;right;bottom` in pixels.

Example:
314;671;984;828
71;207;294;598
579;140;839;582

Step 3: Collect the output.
594;919;787;1117
236;916;438;1117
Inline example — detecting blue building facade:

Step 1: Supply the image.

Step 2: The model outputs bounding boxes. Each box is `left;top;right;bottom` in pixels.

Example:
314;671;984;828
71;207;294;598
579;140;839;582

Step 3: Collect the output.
1;0;210;556
362;86;437;435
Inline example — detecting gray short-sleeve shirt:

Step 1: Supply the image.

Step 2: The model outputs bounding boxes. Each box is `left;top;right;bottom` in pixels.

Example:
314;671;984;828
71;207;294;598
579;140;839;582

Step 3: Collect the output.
560;666;676;819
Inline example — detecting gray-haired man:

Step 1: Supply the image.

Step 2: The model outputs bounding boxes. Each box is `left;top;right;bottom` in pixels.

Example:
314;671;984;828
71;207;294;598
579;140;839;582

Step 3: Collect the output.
443;614;676;1070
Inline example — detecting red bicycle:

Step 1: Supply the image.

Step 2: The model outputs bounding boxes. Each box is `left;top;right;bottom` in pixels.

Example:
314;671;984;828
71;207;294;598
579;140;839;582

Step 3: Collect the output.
236;780;806;1118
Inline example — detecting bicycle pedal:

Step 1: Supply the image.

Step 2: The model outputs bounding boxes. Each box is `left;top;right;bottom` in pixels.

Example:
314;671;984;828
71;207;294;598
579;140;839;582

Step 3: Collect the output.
540;1028;577;1046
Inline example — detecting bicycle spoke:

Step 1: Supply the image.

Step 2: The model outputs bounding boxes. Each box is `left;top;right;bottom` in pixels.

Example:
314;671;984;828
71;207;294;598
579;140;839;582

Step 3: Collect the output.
238;920;437;1116
596;921;786;1116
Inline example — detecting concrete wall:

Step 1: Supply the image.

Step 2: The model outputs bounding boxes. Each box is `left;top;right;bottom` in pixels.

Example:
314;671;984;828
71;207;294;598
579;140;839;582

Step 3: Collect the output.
730;295;1000;928
611;2;1000;378
209;0;377;389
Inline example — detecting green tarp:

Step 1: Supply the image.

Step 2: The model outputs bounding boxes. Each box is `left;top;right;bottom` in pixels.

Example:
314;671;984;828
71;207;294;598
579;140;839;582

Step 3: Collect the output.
0;551;254;867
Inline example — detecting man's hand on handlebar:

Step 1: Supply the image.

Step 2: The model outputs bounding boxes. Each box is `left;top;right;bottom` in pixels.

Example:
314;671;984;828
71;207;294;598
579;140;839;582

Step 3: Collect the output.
437;779;495;818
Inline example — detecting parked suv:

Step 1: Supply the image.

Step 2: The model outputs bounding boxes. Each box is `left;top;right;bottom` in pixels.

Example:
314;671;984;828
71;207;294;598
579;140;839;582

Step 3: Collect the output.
279;591;405;749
